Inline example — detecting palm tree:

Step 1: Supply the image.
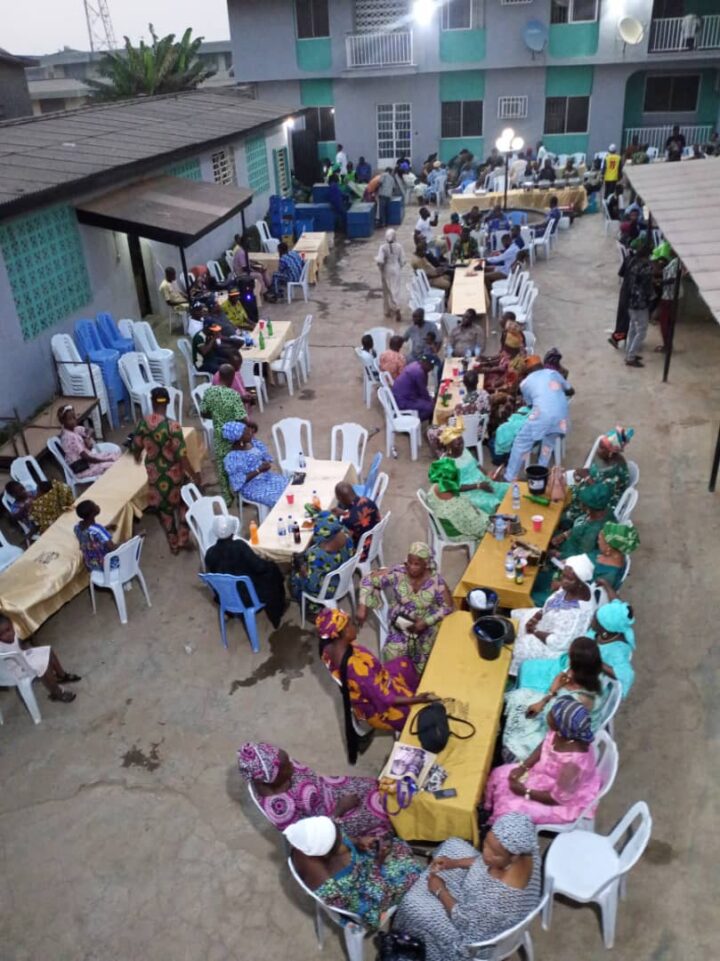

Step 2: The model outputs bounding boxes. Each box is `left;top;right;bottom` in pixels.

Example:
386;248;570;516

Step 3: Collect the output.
87;25;215;101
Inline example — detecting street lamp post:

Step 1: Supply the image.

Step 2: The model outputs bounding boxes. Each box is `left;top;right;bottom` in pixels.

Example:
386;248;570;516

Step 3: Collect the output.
495;127;525;212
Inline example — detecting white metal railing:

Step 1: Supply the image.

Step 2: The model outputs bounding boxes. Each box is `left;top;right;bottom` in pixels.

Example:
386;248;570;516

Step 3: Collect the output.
649;14;720;52
623;125;713;151
346;30;413;68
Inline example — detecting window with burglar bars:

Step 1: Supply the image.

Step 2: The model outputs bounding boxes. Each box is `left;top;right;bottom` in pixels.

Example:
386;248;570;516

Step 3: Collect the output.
305;106;336;142
377;103;411;162
354;0;409;32
441;100;483;138
273;147;291;197
245;137;270;193
544;95;590;134
295;0;329;38
441;0;471;29
498;96;528;120
211;147;236;186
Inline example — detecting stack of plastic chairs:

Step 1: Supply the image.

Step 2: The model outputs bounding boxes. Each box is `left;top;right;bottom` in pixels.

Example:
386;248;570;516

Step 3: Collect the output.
74;319;127;428
96;312;134;355
51;334;109;437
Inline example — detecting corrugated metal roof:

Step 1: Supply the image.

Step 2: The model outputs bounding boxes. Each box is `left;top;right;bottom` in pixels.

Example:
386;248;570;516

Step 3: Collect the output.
0;87;299;220
623;160;720;322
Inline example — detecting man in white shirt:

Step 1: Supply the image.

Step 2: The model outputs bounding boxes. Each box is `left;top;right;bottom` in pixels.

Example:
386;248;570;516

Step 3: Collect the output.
414;206;441;254
159;267;188;308
335;144;348;175
483;235;520;291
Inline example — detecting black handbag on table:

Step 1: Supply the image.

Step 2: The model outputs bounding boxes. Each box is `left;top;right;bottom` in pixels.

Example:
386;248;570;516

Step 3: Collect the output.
410;701;476;754
375;931;426;960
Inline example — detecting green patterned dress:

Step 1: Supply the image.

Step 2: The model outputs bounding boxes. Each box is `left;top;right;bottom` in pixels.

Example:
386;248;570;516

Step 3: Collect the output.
199;385;246;503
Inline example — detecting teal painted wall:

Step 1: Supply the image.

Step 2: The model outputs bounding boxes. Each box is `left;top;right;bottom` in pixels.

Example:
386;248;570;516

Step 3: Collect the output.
623;69;720;127
545;65;594;97
439;137;483;162
300;78;334;106
623;72;645;128
697;69;720;123
296;38;332;71
439;29;486;63
548;22;599;58
317;140;337;162
543;134;589;155
439;70;485;101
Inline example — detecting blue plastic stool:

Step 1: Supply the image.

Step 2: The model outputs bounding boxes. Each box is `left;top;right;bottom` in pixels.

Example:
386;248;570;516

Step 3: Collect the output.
96;312;134;354
74;319;127;428
199;573;265;652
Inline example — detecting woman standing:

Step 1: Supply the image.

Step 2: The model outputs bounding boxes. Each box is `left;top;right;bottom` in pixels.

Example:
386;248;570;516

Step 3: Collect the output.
357;542;453;675
58;404;121;480
221;422;288;508
132;387;200;554
200;365;247;504
375;228;405;322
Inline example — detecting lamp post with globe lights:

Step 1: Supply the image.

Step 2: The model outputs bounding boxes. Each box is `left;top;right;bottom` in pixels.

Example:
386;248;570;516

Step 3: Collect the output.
495;127;525;212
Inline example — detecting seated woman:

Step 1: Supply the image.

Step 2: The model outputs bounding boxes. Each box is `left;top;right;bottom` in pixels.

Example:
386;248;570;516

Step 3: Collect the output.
483;696;602;827
426;458;489;542
58;404;121;480
285;816;421;931
588;522;639;590
289;513;354;614
0;611;80;704
4;480;37;533
237;741;392;838
358;542;453;675
30;480;74;534
477;327;527;393
519;595;636;701
439;422;508;517
222;421;288;508
511;554;596;673
563;426;634;529
502;636;608;762
426;371;490;457
392;814;541;961
317;609;435;750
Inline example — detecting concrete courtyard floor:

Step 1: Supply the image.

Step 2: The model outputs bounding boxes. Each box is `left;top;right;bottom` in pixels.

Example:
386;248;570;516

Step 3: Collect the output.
1;209;719;961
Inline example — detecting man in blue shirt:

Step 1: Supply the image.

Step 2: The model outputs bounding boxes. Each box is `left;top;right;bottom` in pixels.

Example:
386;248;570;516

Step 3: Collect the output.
272;243;304;294
484;204;510;233
533;196;562;237
504;359;574;481
483;235;520;291
355;156;372;183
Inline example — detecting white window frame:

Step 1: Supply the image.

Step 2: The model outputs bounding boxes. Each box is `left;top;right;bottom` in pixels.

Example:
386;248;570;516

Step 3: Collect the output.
544;95;591;135
643;73;700;115
498;95;528;120
377;102;412;166
500;0;534;5
210;146;236;186
441;0;473;31
551;0;599;24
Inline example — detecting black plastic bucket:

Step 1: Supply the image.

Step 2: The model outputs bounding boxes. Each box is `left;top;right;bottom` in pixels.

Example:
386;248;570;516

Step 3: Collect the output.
473;616;516;660
526;465;549;495
467;588;499;621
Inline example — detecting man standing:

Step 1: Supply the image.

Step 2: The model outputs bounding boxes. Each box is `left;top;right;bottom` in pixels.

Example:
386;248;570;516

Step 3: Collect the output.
335;144;348;175
504;358;573;481
625;245;655;368
603;144;622;199
377;168;396;227
665;125;686;162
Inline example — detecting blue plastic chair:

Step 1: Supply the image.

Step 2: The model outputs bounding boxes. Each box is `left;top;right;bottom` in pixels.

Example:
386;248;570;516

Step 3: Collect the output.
74;319;127;427
198;573;265;652
353;451;382;498
508;210;528;226
96;312;134;355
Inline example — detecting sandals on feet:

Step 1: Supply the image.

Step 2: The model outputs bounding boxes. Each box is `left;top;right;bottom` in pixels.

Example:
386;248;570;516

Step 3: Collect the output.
49;689;76;703
58;673;82;683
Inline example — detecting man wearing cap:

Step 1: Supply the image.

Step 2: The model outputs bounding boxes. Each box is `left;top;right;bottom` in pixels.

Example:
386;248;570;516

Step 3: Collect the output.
602;144;622;199
220;288;251;331
192;317;233;374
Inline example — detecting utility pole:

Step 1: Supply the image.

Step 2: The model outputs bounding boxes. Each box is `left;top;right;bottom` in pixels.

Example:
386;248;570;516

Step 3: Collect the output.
84;0;118;55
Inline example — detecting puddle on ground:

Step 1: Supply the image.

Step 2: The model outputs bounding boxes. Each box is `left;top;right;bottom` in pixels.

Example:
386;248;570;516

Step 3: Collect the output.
645;839;676;864
298;389;315;401
121;740;163;771
229;623;314;693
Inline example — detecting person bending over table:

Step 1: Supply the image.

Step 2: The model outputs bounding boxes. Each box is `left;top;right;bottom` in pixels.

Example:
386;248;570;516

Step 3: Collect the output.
0;612;81;704
200;368;247;504
391;355;436;424
392;813;541;961
222;421;288;510
510;554;597;674
289;514;354;616
437;422;508;516
358;541;452;676
483;696;601;828
286;816;421;931
58;404;121;480
426;458;489;542
237;741;392;838
73;500;119;572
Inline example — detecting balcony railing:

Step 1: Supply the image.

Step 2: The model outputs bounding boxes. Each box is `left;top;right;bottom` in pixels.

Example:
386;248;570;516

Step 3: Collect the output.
345;30;413;69
623;125;713;151
649;14;720;52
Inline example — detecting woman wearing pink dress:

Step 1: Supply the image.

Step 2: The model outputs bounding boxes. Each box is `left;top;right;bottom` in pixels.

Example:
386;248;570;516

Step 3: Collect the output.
483;695;602;827
58;404;121;480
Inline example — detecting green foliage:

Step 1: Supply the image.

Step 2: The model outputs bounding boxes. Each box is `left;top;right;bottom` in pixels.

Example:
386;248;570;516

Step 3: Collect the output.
87;25;215;101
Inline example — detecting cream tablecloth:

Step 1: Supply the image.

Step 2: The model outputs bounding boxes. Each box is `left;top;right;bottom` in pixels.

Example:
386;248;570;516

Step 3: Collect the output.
450;187;587;216
433;360;485;425
242;321;292;365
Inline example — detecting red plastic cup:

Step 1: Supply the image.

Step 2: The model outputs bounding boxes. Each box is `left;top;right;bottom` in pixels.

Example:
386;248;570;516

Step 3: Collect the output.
452;367;460;377
259;319;266;330
286;493;295;506
531;514;543;533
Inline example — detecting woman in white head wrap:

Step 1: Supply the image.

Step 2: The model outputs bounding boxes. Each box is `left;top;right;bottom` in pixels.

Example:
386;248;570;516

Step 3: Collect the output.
509;554;597;674
286;816;421;929
375;228;406;323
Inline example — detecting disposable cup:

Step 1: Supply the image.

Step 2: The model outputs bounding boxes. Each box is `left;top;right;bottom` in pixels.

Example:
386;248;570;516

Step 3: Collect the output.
286;493;295;506
531;514;544;533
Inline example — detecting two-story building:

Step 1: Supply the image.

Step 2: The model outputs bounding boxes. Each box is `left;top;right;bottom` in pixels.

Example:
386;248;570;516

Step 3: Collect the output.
229;0;720;165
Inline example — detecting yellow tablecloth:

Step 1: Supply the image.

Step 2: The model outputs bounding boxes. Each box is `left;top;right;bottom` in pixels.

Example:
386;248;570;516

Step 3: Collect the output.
432;361;485;426
0;428;204;638
453;481;565;610
253;458;357;563
243;320;292;365
450;187;587;216
389;611;510;845
449;260;487;316
293;231;330;283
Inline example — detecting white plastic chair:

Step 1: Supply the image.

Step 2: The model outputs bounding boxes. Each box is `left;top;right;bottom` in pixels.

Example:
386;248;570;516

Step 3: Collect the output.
363;327;394;355
491;266;525;317
542;801;653;949
354;347;379;409
531;220;554;260
88;535;151;625
46;436;96;498
180;482;202;511
463;894;548;960
330;423;368;479
595;678;623;737
462;412;489;464
536;729;619;837
256;220;280;254
298;313;314;379
117;318;135;340
186;496;240;570
602;197;619;237
0;651;42;724
272;418;314;473
139;385;184;424
626;459;640;488
414;270;445;312
191;383;214;453
132;321;177;386
523;330;537;354
177;338;212;396
240;358;268;412
407;282;443;325
499;275;534;315
0;529;24;573
287;259;311;303
206;260;225;284
496;271;530;316
119;352;159;420
287;854;372;961
379;369;394;391
354;510;391;578
513;287;539;330
371;471;389;508
614;487;638;523
10;455;47;489
300;554;358;627
417;489;478;568
377;386;421;461
269;337;305;396
51;333;107;436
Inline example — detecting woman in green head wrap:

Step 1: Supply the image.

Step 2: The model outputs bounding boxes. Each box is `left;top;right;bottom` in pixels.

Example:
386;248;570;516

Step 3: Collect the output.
562;425;634;529
426;457;490;543
588;521;640;590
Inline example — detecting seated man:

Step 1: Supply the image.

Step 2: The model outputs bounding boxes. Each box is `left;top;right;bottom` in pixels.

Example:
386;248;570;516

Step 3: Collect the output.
403;308;441;363
355;156;372;183
482;234;521;291
410;239;451;293
532;195;562;237
450;309;484;357
451;227;479;264
509;224;526;250
159;267;188;309
192;317;234;374
484;204;510;234
220;288;251;331
272;242;304;295
231;234;271;296
462;205;482;230
537;158;557;183
391;354;435;423
333;482;381;559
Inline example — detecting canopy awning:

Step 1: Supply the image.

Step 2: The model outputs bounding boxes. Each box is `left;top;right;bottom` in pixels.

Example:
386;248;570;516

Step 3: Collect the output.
75;174;253;247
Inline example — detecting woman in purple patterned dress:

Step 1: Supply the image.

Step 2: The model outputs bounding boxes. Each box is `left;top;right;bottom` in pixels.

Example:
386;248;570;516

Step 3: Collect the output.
237;741;392;839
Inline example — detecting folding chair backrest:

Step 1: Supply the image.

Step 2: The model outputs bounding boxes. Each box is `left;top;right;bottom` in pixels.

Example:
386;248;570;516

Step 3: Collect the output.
46;436;76;486
355;510;391;568
10;455;47;488
272;417;313;468
199;572;261;613
0;650;36;684
133;321;161;355
102;535;143;584
181;483;202;511
178;338;195;374
371;471;389;507
378;386;400;420
626;459;640;488
52;333;83;364
317;554;358;601
119;352;153;391
361;452;383;497
612;801;653;876
596;680;622;734
614;487;638;523
592;729;619;802
206;260;224;284
287;855;364;927
187;496;232;554
117;319;135;340
191;382;212;418
363;327;393;354
331;423;368;475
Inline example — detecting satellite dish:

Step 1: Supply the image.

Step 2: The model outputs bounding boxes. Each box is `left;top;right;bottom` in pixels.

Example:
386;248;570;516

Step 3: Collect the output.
618;17;644;45
523;20;548;54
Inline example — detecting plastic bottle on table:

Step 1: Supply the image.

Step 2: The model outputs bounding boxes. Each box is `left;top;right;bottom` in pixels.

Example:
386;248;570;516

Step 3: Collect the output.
311;489;321;510
292;518;302;545
277;516;287;540
249;520;259;545
512;482;521;511
505;549;515;579
267;319;274;336
444;343;452;360
514;558;525;585
298;450;306;470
